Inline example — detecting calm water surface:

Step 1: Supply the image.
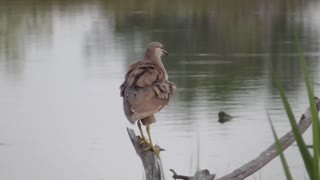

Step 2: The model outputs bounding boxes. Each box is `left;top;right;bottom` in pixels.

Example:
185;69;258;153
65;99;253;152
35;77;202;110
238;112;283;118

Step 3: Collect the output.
1;1;320;180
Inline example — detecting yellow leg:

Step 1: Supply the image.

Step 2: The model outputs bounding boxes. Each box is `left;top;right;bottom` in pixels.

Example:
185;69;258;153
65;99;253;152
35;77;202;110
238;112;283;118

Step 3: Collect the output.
144;124;160;156
138;120;148;144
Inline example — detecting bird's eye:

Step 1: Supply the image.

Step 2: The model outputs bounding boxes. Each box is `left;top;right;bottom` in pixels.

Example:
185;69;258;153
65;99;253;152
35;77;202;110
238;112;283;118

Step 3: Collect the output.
160;47;163;49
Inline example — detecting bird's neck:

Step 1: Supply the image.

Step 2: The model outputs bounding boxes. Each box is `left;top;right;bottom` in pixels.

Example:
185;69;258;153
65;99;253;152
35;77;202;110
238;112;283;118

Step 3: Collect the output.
146;56;168;80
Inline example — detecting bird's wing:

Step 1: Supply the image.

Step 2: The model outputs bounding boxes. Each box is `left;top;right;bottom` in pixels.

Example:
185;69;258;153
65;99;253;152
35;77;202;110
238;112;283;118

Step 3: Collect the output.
120;61;162;97
128;86;167;121
128;81;176;122
120;61;175;122
128;62;162;87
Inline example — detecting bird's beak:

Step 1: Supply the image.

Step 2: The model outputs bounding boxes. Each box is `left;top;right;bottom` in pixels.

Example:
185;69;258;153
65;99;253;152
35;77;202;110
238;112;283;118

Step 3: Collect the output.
162;49;168;56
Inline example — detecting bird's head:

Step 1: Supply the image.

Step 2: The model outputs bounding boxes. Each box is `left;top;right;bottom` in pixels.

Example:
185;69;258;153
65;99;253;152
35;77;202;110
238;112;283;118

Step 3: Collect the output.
144;42;168;60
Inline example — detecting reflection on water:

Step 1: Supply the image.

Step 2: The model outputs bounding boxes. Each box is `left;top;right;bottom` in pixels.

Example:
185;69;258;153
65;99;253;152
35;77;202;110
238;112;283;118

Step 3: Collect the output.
0;0;320;180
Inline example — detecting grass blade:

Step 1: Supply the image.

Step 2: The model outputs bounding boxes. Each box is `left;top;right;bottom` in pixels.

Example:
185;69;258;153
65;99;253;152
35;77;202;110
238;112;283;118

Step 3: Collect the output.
273;72;313;178
266;111;293;180
296;39;320;179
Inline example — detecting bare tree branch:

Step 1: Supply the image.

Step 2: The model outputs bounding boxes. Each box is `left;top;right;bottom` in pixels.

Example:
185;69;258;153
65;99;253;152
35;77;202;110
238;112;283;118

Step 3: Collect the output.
170;169;216;180
127;128;164;180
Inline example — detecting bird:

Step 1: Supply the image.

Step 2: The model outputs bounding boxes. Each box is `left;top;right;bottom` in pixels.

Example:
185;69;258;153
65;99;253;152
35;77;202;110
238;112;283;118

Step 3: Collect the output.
120;42;176;155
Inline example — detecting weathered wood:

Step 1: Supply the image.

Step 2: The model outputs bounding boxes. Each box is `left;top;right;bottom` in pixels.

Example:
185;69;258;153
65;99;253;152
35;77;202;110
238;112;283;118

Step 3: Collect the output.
170;169;216;180
215;97;320;180
127;128;164;180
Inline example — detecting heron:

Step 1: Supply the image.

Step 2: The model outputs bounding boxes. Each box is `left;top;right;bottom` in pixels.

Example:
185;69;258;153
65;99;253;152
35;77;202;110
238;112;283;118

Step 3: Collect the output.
120;42;176;155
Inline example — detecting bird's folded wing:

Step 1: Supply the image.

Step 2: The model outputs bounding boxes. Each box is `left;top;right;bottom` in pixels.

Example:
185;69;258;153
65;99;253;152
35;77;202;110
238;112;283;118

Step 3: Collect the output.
120;62;163;97
153;81;176;99
128;86;169;121
121;61;175;122
126;62;162;88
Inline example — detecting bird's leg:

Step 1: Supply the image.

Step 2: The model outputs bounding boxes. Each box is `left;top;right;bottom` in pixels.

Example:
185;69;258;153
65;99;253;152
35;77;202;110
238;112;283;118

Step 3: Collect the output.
137;120;148;144
143;124;160;156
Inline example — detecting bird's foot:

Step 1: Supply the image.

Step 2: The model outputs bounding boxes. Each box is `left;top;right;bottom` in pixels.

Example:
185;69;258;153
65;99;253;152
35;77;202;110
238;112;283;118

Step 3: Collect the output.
139;136;149;144
143;143;160;157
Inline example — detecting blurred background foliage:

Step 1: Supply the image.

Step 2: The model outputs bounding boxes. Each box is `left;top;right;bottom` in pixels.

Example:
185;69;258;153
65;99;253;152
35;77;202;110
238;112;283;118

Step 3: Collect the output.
0;0;319;103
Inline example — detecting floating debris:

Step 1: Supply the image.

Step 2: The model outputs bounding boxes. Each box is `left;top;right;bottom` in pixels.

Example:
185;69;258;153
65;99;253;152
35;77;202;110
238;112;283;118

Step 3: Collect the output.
218;111;233;123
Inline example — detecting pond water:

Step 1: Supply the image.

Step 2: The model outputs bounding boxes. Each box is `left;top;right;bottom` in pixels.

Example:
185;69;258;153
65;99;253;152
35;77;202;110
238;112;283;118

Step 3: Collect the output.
0;0;320;180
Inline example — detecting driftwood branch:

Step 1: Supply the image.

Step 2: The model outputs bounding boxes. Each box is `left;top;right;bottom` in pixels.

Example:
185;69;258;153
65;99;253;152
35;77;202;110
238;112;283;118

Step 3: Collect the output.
170;169;192;179
127;128;164;180
170;169;216;180
127;97;320;180
127;128;216;180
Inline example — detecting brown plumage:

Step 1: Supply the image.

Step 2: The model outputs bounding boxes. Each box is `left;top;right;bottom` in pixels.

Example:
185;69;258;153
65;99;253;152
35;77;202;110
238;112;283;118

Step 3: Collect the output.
120;42;175;155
